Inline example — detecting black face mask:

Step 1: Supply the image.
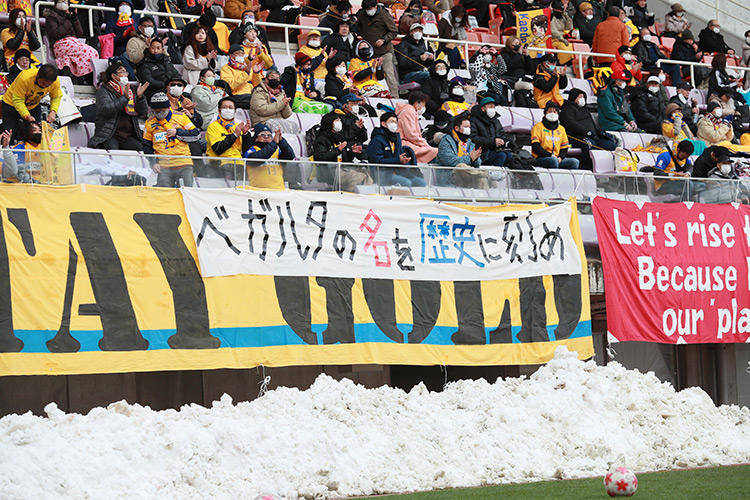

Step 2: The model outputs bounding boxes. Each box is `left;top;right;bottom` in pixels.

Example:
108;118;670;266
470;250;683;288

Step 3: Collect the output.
360;48;373;59
552;11;563;18
31;133;42;144
435;122;449;130
512;45;520;51
410;8;421;16
267;78;281;88
456;131;469;142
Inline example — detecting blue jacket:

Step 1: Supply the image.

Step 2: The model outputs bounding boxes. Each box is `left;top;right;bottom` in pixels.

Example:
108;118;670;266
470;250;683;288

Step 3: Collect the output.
434;131;480;186
367;127;416;183
105;0;140;57
243;138;295;161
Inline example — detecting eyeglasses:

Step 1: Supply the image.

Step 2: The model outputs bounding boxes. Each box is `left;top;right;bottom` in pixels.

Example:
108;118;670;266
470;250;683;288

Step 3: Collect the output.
257;133;273;138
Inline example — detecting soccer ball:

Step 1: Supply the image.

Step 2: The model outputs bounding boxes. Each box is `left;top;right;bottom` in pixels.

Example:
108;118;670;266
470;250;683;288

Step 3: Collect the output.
604;467;638;497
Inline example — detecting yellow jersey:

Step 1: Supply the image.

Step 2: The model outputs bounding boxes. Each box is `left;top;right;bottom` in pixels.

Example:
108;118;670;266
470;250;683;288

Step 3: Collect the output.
206;117;243;164
245;144;284;189
2;68;62;117
143;111;196;167
531;122;570;158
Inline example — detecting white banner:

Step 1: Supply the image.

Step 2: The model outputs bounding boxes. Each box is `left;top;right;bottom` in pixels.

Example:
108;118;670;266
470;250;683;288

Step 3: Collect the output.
181;189;582;281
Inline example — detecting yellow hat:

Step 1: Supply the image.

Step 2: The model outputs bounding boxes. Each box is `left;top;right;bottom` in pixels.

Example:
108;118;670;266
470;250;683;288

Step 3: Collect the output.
308;29;321;37
579;2;592;11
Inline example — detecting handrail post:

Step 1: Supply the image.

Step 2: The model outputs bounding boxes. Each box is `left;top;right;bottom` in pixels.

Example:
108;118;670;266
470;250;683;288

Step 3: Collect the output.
88;8;94;38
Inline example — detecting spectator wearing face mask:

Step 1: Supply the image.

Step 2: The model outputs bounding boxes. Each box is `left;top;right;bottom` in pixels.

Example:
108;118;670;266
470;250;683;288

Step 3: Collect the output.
399;0;425;34
1;9;40;69
421;60;451;116
229;11;271;49
279;52;331;114
707;53;739;100
89;62;149;151
501;36;533;83
663;3;690;38
313;113;371;190
349;40;389;97
662;102;695;143
469;97;511;167
597;69;638;132
191;68;226;131
670;29;705;84
221;44;260;106
299;29;332;85
573;2;600;47
440;82;470;117
105;0;139;58
250;69;297;132
397;23;434;84
631;75;666;134
470;46;507;105
225;1;258;26
611;46;643;84
244;123;295;190
696;102;734;145
435;115;485;188
325;57;355;100
560;88;616;170
630;0;654;31
669;82;700;134
367;112;424;187
357;0;400;97
437;6;469;69
633;28;681;84
322;19;357;61
334;93;369;147
45;0;100;80
531;102;579;170
699;20;734;55
319;1;354;34
206;96;253;178
533;54;568;109
165;77;203;131
549;0;576;66
592;6;629;64
423;109;452;147
126;16;156;67
707;88;740;120
690;145;732;178
143;92;200;187
396;91;438;164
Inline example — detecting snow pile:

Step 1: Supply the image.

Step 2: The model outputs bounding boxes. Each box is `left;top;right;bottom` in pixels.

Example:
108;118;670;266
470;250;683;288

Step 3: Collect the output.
2;347;750;499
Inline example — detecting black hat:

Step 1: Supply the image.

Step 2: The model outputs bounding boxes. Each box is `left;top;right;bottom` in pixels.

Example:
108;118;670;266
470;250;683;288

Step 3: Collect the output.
712;146;731;163
676;81;692;91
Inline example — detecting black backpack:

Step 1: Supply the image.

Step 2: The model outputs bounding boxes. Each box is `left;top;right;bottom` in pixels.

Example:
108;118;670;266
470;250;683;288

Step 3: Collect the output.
305;124;321;158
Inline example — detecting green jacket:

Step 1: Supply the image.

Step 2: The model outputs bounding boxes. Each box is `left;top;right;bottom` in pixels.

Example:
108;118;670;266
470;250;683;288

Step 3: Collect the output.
597;85;635;132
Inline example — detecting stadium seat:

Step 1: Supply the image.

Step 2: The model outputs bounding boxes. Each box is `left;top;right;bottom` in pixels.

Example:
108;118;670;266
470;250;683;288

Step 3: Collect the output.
194;177;230;188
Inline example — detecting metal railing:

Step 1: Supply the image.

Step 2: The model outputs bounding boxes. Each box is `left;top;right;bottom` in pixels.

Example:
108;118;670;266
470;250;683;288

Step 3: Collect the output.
9;147;750;206
33;1;332;63
656;58;750;87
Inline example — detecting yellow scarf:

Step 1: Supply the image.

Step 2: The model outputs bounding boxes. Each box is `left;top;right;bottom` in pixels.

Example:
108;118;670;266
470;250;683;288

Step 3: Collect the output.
109;80;137;116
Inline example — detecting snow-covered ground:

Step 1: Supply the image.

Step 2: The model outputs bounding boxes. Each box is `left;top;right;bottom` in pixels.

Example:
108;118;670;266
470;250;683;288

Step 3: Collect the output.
2;347;750;500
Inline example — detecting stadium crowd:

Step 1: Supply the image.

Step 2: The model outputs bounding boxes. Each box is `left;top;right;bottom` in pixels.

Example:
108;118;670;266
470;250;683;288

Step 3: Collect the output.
0;0;748;193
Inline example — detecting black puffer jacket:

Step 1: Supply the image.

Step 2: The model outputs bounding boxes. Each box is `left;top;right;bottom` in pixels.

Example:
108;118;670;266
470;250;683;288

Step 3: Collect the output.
560;88;599;140
136;50;181;100
396;34;432;79
630;86;665;134
469;104;507;161
421;62;451;115
89;83;148;148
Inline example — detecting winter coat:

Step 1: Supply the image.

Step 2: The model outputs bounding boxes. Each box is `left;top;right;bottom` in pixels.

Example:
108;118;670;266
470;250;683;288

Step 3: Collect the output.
421;63;451;115
126;32;151;65
664;11;689;35
182;45;212;86
597;84;634;131
668;94;699;131
469;104;507;162
250;81;292;124
435;132;480;185
592;16;629;63
89;83;148;148
322;33;356;61
437;15;466;55
136;50;181;100
696;115;733;145
698;28;733;55
356;5;398;58
573;11;599;46
260;0;294;24
630;86;665;134
191;84;225;129
501;49;534;80
367;127;411;165
630;4;654;30
691;145;728;178
334;108;368;145
396;34;432;79
104;0;139;56
708;68;735;98
423;0;451;16
225;0;254;20
395;102;438;163
45;7;84;45
560;90;599;140
632;40;666;69
469;54;506;92
533;65;567;109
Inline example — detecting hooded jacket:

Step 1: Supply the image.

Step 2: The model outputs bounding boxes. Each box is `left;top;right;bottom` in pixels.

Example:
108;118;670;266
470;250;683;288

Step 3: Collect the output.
356;5;398;58
469;104;507;160
89;82;148;148
45;6;84;45
137;50;182;100
533;62;568;109
630;85;665;134
421;62;451;115
105;0;139;56
560;88;599;140
395;102;438;163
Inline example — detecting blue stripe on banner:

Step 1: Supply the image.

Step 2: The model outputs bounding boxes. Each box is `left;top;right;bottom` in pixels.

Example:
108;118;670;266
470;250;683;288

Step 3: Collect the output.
13;321;592;353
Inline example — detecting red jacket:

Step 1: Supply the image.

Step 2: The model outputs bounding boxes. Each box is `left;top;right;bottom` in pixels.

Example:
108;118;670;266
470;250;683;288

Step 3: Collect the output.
610;52;642;82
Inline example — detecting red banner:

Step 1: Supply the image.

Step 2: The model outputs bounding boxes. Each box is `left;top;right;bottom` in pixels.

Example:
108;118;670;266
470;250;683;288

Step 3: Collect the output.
593;198;750;344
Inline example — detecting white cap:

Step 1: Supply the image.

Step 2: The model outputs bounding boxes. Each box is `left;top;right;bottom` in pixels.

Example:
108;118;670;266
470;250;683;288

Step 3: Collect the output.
647;76;661;84
410;22;425;31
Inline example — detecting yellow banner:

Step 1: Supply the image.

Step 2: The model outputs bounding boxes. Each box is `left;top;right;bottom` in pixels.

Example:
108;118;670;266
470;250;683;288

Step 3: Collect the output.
0;185;593;375
40;123;73;185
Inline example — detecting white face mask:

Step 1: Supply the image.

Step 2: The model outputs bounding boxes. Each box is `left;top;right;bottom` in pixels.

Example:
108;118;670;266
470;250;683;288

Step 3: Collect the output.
336;65;347;75
642;34;651;42
15;17;24;27
719;163;732;175
332;120;343;132
713;27;721;34
462;126;471;135
454;17;462;23
169;85;183;97
545;112;559;121
622;53;632;61
577;98;586;107
659;74;666;82
616;81;627;90
351;104;360;115
623;17;630;23
234;55;246;63
452;87;464;97
485;107;496;118
220;108;235;120
678;93;687;103
366;8;377;16
119;76;129;86
416;105;425;116
586;14;593;20
713;108;723;117
143;26;155;37
56;2;68;10
676;12;683;17
118;5;131;15
484;54;492;63
746;37;750;45
648;86;659;94
412;31;423;40
436;68;447;76
387;122;399;133
308;39;320;48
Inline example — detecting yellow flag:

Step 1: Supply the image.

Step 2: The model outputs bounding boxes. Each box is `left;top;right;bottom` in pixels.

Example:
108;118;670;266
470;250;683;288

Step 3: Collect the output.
40;122;74;185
